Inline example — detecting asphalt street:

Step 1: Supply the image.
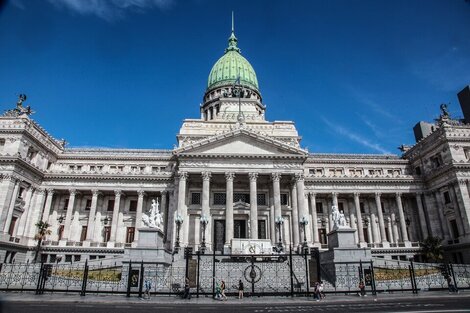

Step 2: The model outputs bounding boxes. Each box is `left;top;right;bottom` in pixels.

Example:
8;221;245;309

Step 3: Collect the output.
2;296;470;313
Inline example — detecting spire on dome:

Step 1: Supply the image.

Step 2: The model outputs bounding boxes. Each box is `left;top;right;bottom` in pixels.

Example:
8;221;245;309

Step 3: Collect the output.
226;11;240;53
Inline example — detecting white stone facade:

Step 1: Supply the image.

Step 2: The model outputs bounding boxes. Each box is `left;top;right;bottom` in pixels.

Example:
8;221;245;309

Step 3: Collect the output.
1;43;470;265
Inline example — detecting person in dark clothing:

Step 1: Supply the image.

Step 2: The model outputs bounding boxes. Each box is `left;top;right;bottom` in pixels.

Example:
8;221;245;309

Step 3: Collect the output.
183;277;191;299
238;279;244;299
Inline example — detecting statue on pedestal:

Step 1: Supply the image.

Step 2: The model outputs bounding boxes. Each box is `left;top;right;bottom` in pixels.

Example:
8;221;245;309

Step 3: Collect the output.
332;205;347;230
142;199;163;229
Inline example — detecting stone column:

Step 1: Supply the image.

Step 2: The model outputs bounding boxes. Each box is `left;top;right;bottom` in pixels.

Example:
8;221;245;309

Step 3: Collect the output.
353;192;365;244
395;193;409;242
375;192;387;243
63;189;77;240
134;190;145;242
41;189;55;223
290;182;300;248
249;172;258;239
415;192;429;239
350;211;358;243
370;213;379;244
272;173;282;242
110;190;122;242
201;171;212;248
86;189;100;241
448;184;465;236
309;193;319;244
434;191;451;241
331;192;338;231
160;191;167;233
25;189;46;238
295;173;310;243
15;187;34;237
177;172;188;245
225;172;235;245
0;176;17;231
2;179;20;233
391;213;399;242
452;181;470;235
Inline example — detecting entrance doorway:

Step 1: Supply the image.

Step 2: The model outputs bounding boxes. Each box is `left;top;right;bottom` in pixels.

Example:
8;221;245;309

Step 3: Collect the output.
213;220;225;252
234;220;247;238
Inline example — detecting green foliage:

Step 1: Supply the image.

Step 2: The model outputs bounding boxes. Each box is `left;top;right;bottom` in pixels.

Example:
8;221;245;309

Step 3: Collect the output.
420;236;444;262
33;221;52;262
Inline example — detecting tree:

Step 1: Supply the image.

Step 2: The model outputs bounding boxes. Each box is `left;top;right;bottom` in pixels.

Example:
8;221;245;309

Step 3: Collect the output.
420;236;444;263
33;221;51;263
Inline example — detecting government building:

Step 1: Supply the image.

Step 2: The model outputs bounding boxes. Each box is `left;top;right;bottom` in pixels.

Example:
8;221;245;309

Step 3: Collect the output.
1;26;470;265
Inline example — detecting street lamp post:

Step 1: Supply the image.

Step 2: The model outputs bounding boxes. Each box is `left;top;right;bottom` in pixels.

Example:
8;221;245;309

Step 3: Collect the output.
175;214;184;252
200;215;209;254
300;216;309;249
275;216;284;252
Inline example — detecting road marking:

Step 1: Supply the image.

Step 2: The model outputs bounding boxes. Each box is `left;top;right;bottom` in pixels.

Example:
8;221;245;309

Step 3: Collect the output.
389;311;470;313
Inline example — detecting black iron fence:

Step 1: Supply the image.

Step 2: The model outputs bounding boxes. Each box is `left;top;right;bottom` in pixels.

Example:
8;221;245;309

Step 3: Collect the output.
0;250;469;297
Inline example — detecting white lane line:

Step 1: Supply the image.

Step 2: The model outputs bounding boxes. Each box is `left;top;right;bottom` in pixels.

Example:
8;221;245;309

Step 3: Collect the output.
389;310;470;313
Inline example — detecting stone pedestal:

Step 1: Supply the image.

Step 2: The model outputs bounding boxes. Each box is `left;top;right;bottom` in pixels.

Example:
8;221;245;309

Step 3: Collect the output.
320;227;372;288
124;228;171;264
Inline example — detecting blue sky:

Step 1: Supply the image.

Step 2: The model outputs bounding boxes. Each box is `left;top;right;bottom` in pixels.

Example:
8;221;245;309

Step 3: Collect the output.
1;0;469;154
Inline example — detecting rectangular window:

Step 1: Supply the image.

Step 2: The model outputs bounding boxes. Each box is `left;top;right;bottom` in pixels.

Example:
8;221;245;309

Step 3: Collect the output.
258;220;266;239
74;255;81;262
443;191;451;204
316;202;323;214
129;200;138;212
90;165;95;171
0;138;5;148
126;227;135;243
234;193;249;203
85;199;92;211
450;220;459;239
213;193;226;205
280;193;288;206
191;192;201;205
319;229;327;245
104;226;111;242
360;202;365;214
107;199;115;211
65;255;72;263
80;226;87;242
257;193;266;206
465;148;470;160
7;217;17;236
431;155;442;168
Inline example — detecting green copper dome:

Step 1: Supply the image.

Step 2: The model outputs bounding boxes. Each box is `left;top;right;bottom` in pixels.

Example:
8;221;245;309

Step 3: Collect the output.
207;31;259;92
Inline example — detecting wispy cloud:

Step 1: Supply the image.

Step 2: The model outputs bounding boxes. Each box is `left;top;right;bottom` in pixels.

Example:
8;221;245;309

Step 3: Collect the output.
359;115;384;138
410;46;470;92
322;116;391;154
347;86;398;120
45;0;174;21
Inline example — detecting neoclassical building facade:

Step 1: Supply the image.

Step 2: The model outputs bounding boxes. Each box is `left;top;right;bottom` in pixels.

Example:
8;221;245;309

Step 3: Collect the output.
1;28;469;264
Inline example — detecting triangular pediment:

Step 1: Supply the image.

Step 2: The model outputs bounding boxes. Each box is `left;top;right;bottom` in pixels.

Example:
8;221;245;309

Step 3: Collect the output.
174;128;307;158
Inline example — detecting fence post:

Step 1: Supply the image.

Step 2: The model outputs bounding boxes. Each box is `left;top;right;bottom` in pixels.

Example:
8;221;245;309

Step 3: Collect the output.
80;259;88;297
35;262;44;295
304;248;309;297
370;260;377;296
449;263;458;291
126;261;132;297
410;260;417;294
138;261;144;298
212;251;216;298
289;246;294;297
196;251;200;298
251;255;255;296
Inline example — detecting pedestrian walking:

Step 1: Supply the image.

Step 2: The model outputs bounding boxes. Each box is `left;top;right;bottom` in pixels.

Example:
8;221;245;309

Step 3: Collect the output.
221;280;227;300
313;281;320;301
319;280;325;299
183;277;191;300
143;279;151;300
447;276;458;293
238;279;244;299
359;280;366;297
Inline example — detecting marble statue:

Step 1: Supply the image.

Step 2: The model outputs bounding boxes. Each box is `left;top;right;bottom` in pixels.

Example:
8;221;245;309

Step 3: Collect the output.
332;205;347;229
142;199;163;229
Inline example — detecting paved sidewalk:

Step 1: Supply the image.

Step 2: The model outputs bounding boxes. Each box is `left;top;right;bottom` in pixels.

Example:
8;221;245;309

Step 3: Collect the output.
0;290;468;305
